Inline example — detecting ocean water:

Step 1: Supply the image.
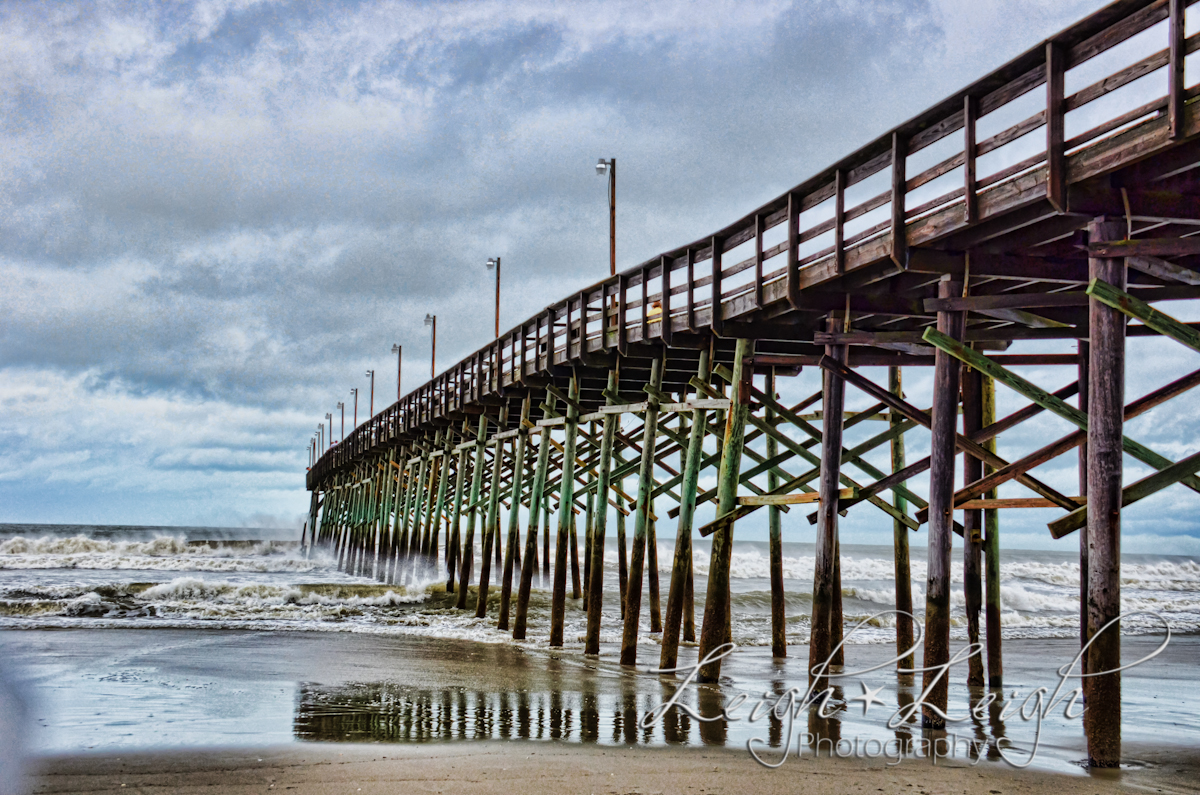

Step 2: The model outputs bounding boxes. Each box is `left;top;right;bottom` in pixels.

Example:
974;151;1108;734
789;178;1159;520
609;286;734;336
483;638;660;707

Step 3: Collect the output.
1;523;1197;646
1;523;1198;768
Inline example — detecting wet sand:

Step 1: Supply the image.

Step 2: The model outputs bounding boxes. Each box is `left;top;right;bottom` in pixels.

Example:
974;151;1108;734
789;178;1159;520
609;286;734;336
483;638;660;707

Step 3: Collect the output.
29;741;1200;795
5;628;1198;791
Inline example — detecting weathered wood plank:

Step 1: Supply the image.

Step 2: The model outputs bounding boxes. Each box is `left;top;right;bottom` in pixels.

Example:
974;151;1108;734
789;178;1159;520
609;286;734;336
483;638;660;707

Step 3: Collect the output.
739;488;855;506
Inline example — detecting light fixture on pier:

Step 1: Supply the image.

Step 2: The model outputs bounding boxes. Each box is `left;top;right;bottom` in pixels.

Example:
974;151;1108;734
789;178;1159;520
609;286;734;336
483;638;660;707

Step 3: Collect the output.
325;413;333;449
336;402;345;442
595;158;615;276
391;344;402;401
486;257;501;338
350;387;358;428
424;314;437;380
365;370;375;418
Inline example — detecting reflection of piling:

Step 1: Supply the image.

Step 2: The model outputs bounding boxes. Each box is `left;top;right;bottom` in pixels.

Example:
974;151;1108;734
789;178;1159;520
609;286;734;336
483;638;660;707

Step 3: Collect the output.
304;13;1199;765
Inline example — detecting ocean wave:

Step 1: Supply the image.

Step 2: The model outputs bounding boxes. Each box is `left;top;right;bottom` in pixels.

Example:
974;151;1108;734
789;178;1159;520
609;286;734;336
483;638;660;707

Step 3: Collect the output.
0;534;321;573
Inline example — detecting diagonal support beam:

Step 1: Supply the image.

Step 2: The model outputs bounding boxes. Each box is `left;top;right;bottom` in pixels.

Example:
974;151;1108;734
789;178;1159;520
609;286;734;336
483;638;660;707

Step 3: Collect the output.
1050;449;1200;537
923;326;1200;497
1087;277;1200;354
819;355;1078;510
922;366;1200;523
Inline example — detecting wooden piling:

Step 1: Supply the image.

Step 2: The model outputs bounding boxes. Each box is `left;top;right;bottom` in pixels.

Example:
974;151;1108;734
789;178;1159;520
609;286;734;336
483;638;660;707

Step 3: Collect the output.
810;318;847;683
765;368;786;658
498;396;531;631
585;372;619;655
1077;340;1089;680
1085;218;1125;768
647;514;661;633
542;493;551;579
375;451;395;579
661;350;711;670
418;446;440;573
514;389;554;640
407;453;431;577
923;277;964;728
455;415;489;610
394;460;416;580
617;486;628;619
569;504;582;600
698;338;753;683
962;367;985;687
550;376;580;647
446;441;469;592
428;436;452;567
476;409;508;619
620;355;665;665
981;374;1003;688
889;367;914;672
387;458;407;584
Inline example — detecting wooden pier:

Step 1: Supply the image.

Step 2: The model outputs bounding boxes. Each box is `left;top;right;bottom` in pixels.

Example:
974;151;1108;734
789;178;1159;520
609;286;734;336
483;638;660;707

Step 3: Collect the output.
306;0;1200;769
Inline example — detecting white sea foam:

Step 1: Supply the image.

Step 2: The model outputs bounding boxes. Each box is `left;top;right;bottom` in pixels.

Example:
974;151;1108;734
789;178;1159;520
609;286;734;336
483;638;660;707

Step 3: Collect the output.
0;534;319;573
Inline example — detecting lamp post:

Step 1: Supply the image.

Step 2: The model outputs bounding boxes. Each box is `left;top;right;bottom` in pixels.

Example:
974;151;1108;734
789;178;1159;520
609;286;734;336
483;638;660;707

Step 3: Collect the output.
391;344;403;401
486;257;501;338
318;424;324;451
365;370;375;418
326;413;333;448
596;158;616;276
351;388;359;428
337;402;345;441
424;314;437;379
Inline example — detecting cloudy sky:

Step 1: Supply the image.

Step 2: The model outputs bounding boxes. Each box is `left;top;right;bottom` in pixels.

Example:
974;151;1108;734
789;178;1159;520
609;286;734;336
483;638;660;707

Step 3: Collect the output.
4;0;1196;554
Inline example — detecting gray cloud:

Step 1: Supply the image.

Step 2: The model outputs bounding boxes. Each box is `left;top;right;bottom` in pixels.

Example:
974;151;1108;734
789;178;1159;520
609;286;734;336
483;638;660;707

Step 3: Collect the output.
6;0;1183;545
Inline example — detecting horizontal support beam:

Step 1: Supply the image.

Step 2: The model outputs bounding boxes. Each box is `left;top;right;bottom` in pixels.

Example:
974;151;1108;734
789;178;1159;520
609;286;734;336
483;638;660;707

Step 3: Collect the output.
960;497;1085;509
739;488;856;506
1089;238;1200;258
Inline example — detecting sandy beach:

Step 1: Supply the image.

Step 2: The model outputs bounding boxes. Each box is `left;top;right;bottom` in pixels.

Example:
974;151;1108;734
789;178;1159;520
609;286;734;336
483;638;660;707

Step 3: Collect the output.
29;741;1200;795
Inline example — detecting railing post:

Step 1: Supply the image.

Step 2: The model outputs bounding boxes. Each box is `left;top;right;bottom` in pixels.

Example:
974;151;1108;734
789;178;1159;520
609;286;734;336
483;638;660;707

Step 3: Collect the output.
1046;41;1066;212
710;236;724;337
964;95;978;224
1169;0;1186;140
